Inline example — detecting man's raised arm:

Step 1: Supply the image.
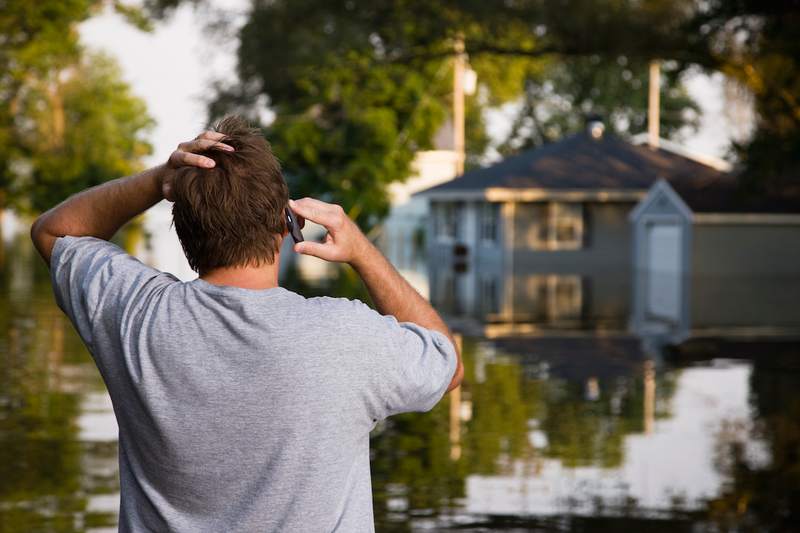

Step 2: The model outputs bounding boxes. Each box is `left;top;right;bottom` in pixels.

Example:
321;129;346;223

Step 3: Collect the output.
289;198;464;393
30;132;233;266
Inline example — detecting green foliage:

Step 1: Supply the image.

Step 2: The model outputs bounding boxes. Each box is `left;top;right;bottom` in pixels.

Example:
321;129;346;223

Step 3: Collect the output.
210;1;463;229
17;54;153;214
0;0;154;214
199;0;710;229
699;1;800;196
160;0;798;213
0;235;119;530
500;57;700;154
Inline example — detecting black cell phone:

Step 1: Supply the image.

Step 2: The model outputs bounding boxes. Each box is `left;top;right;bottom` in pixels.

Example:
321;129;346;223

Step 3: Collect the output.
285;207;304;244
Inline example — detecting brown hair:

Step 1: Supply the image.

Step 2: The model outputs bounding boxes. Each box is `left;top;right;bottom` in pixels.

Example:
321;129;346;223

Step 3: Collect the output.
171;115;288;274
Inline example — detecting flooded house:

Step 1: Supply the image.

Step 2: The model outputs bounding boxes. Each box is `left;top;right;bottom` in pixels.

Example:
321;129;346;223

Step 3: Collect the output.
630;177;800;344
416;120;731;335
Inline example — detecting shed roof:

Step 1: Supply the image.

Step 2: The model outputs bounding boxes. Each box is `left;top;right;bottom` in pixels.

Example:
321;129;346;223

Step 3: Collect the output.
669;175;800;214
420;131;728;195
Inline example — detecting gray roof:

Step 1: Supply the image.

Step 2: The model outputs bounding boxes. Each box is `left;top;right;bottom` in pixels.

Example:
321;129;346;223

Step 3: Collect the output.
669;175;800;214
421;131;728;194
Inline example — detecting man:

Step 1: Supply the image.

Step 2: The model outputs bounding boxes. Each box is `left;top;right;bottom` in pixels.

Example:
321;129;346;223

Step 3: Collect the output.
30;116;463;532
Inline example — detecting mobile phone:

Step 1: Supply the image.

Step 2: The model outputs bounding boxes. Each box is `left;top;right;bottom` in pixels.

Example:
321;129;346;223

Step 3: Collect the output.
285;207;304;243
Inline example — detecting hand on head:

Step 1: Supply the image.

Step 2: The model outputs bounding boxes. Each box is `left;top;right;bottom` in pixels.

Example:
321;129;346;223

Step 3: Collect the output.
162;131;234;201
288;198;370;265
162;131;366;266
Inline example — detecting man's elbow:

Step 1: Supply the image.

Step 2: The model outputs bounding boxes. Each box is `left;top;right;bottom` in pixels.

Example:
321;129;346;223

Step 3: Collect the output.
446;358;464;392
30;216;56;265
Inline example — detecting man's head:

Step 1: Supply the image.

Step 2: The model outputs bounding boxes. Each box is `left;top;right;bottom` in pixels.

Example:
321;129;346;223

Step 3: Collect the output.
171;116;289;274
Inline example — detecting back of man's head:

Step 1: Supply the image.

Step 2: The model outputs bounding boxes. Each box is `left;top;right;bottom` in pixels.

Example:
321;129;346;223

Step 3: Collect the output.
171;115;288;274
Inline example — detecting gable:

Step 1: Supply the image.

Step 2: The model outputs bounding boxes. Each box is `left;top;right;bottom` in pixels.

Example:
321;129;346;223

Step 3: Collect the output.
630;179;693;222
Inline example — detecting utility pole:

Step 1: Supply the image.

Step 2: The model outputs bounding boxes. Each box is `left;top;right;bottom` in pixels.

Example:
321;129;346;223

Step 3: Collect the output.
453;35;466;175
648;60;661;149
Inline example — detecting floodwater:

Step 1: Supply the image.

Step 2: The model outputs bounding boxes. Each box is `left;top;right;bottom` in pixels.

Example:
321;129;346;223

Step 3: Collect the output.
2;212;799;532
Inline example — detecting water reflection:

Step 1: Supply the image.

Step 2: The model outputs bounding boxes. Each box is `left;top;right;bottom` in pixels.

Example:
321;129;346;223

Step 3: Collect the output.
2;226;800;531
0;233;119;532
370;339;798;531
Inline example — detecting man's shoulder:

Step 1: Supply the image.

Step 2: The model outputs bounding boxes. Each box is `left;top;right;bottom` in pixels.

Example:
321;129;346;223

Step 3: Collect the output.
284;292;381;328
53;234;122;263
53;235;157;274
301;294;371;312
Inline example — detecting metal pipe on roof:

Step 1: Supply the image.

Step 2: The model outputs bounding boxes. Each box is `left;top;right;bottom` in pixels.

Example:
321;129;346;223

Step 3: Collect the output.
648;60;661;149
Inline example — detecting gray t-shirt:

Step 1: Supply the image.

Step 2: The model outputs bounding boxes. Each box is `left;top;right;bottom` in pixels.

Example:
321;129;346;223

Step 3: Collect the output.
50;236;457;532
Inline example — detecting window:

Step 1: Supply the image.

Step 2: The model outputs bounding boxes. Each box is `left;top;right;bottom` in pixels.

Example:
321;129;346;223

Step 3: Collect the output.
529;202;584;250
479;202;500;243
546;275;582;321
479;275;500;315
523;275;583;323
434;202;462;240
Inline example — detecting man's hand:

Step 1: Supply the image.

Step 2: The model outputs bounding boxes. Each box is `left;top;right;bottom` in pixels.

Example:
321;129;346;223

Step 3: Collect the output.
289;198;373;265
289;196;463;392
161;131;234;201
31;130;233;266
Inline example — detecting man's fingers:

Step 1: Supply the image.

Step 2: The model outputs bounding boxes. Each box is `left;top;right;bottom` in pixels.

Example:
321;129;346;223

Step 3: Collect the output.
293;240;337;261
289;198;342;228
176;152;215;168
179;139;234;153
196;131;227;142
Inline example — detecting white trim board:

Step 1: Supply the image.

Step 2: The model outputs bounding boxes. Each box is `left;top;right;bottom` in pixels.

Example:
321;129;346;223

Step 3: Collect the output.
693;213;800;225
419;188;646;203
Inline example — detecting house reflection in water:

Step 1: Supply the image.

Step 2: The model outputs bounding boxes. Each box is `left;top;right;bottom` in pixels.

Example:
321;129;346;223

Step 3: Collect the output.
416;120;732;334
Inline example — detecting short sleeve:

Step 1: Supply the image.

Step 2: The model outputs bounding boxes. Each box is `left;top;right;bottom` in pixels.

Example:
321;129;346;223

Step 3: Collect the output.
50;235;177;353
342;300;458;421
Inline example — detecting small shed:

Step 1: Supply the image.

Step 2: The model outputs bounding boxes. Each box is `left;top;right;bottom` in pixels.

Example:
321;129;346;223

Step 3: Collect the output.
630;178;800;343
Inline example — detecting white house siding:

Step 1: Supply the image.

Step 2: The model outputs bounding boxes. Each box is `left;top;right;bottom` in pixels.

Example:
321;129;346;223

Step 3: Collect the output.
428;201;504;318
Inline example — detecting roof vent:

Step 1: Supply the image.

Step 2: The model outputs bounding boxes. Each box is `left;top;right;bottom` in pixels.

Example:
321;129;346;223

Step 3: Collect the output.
585;114;605;140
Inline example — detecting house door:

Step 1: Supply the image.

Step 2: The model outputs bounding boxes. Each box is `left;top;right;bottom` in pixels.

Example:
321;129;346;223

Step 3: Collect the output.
645;223;683;323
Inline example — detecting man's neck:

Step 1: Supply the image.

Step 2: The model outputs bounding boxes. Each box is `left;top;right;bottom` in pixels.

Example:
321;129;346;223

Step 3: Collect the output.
199;257;281;290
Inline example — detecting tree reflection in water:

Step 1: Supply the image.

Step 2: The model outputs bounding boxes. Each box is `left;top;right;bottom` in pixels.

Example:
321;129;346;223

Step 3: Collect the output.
1;243;799;531
686;343;800;532
0;233;119;531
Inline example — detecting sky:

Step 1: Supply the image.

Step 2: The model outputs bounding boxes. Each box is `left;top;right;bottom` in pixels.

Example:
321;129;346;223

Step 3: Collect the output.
71;2;752;281
79;2;748;167
79;2;246;166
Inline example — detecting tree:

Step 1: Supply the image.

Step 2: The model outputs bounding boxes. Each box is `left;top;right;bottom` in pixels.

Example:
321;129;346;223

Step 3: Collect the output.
498;57;700;154
0;1;154;215
695;1;800;196
14;53;153;214
191;1;703;229
149;0;799;223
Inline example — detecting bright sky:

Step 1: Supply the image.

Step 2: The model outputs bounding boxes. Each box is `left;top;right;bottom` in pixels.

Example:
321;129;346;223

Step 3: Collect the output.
79;3;746;167
79;1;247;166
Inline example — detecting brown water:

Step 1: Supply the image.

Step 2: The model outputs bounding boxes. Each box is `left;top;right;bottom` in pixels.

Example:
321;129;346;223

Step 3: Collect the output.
2;228;800;532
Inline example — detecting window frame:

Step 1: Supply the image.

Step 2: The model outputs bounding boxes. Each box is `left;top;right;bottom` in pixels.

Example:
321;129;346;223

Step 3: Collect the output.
478;202;500;245
542;202;584;251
